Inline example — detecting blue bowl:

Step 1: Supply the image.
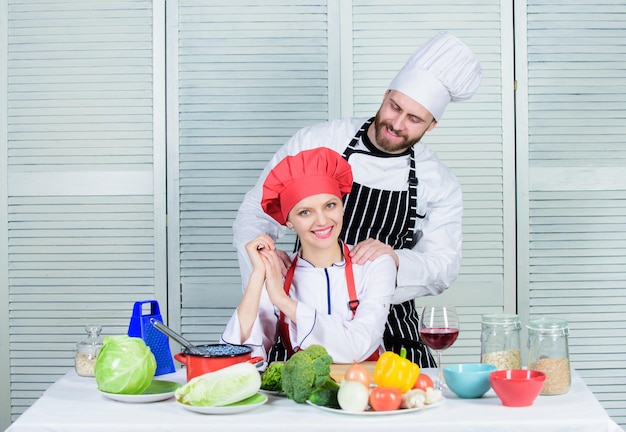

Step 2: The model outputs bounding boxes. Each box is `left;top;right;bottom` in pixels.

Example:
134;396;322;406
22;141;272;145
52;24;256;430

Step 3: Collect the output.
443;363;497;399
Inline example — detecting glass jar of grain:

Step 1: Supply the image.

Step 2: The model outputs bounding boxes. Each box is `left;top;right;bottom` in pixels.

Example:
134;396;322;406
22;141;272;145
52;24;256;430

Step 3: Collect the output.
527;318;571;395
480;313;522;370
75;324;103;377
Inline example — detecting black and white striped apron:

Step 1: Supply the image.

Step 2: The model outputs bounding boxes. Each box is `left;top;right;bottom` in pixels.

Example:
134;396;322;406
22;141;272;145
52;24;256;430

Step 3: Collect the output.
340;118;436;368
268;118;436;367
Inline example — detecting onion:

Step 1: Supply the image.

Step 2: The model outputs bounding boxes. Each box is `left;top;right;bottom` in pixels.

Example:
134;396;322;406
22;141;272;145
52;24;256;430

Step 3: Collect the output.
344;361;371;388
337;380;370;412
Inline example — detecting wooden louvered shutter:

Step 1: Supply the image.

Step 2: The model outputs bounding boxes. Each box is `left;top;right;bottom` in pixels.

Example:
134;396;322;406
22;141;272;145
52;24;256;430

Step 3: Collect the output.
169;0;512;365
5;0;164;420
349;2;513;363
520;1;626;425
170;1;330;342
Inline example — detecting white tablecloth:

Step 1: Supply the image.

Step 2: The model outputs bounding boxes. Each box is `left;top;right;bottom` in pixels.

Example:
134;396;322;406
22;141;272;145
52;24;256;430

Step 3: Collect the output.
6;368;623;432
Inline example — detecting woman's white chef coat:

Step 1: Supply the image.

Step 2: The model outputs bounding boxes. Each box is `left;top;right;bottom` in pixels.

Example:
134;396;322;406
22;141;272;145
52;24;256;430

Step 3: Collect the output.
221;248;396;363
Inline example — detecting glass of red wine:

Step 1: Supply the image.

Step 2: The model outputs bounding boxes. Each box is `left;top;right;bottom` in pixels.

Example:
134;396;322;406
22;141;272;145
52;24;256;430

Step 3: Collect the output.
418;305;460;392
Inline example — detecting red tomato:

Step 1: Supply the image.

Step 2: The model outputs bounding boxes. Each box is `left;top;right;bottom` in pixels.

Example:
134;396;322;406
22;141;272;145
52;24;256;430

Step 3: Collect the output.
413;373;434;391
369;387;402;411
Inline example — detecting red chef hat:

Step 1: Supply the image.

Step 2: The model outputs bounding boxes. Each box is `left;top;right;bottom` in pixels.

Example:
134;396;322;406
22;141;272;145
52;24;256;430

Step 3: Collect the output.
261;148;353;225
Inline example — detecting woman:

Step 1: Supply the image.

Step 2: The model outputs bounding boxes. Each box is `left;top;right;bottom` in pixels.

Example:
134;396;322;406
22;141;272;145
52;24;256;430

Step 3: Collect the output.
221;148;396;363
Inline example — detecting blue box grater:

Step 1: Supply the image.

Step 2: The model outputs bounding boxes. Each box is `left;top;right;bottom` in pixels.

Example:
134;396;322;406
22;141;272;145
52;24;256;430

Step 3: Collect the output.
127;300;175;376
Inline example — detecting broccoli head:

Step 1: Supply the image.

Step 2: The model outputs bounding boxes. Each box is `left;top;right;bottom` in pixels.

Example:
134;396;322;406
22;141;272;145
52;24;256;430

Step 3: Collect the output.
260;362;284;392
301;344;329;361
281;344;334;403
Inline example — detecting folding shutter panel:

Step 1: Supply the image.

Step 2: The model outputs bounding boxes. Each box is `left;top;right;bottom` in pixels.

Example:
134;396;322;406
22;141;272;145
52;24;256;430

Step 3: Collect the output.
172;1;511;362
350;1;512;364
524;1;626;425
173;0;329;342
6;0;160;420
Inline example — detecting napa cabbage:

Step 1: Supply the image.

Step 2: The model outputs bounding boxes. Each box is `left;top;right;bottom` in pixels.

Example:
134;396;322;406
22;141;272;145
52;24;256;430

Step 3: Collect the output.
94;335;156;394
175;362;261;407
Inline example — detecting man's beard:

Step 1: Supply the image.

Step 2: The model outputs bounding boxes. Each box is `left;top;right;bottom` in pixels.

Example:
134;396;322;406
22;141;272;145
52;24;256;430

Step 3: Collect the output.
372;113;424;154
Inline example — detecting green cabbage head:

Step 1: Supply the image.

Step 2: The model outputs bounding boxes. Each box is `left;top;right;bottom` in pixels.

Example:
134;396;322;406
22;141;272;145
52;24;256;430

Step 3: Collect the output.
94;335;156;394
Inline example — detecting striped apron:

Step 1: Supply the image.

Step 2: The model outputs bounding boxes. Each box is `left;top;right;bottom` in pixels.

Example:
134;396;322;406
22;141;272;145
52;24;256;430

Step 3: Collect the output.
339;118;436;368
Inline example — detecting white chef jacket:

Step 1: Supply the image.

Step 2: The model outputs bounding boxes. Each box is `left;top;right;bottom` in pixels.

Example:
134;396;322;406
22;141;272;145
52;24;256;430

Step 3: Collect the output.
220;248;396;363
233;117;462;304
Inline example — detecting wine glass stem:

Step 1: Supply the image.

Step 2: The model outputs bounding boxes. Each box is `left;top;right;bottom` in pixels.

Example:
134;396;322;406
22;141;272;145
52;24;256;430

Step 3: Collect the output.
436;350;444;391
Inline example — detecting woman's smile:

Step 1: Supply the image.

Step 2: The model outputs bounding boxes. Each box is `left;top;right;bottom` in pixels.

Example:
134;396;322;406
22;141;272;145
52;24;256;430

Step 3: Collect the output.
311;226;334;239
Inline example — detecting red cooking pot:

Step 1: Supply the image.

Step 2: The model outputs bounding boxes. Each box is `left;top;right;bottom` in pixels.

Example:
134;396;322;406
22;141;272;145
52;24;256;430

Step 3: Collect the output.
174;344;263;381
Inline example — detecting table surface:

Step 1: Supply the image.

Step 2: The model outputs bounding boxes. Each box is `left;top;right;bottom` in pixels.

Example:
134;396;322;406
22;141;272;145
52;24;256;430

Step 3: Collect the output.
6;368;623;432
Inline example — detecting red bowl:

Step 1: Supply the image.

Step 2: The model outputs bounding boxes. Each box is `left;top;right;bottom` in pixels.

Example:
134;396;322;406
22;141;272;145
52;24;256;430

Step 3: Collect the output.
489;369;546;407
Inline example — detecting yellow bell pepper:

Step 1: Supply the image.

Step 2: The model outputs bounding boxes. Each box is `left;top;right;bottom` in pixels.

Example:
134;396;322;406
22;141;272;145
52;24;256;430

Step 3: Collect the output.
373;347;420;393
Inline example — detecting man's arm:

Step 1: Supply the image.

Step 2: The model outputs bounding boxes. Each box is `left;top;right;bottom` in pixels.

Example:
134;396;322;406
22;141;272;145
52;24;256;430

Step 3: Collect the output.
394;164;463;302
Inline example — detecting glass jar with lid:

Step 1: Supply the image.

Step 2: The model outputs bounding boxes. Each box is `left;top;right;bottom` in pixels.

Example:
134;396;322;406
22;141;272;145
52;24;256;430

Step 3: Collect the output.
75;324;103;377
527;318;571;395
480;313;522;370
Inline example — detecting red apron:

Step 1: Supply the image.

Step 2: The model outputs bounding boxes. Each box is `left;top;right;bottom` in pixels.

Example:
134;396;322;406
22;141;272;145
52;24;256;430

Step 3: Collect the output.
279;241;379;361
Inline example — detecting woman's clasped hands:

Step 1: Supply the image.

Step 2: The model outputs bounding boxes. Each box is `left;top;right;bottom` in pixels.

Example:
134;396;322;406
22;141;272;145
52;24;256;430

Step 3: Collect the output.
245;234;288;306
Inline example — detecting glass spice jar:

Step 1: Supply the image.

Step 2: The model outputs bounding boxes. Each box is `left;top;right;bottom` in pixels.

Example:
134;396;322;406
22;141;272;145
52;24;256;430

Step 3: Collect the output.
527;318;571;395
75;324;103;377
480;313;522;370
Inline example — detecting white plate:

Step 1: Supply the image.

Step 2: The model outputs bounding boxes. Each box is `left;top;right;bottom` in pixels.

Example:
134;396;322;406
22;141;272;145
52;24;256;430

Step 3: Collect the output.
177;393;268;414
306;396;445;416
99;380;181;403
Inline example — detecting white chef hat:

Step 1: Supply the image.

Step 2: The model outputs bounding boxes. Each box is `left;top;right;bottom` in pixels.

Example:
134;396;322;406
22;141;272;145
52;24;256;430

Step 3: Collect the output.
388;31;482;120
